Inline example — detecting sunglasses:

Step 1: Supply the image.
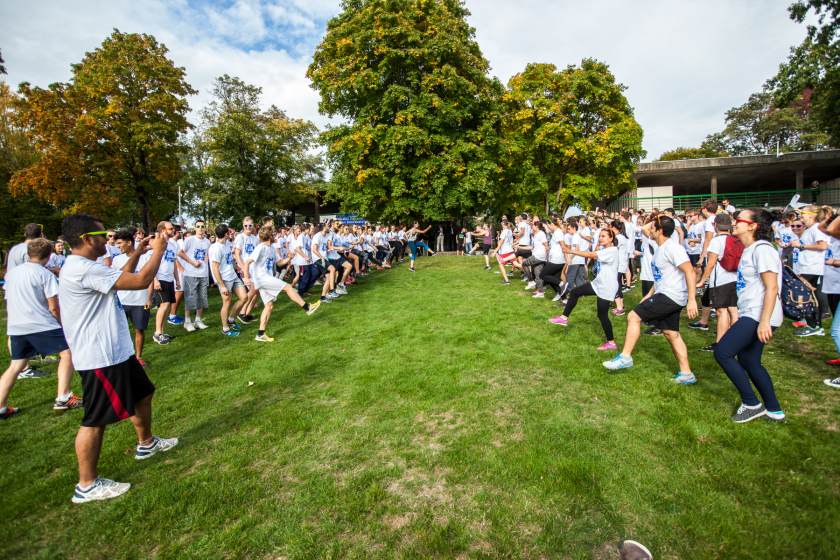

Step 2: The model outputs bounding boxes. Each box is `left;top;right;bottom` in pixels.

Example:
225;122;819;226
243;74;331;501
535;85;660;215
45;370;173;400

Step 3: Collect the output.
107;234;115;238
791;224;805;228
79;231;107;239
163;226;174;231
801;211;816;216
735;218;756;225
243;224;254;228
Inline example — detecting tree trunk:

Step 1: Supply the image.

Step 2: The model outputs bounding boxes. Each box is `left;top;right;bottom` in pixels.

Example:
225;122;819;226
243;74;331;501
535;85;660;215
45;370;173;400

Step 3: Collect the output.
544;193;550;217
554;175;564;205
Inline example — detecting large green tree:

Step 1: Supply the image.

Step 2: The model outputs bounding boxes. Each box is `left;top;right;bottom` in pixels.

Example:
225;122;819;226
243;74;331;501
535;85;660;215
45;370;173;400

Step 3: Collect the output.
307;0;504;222
187;75;320;222
655;146;729;162
768;0;840;145
11;30;195;232
500;61;645;215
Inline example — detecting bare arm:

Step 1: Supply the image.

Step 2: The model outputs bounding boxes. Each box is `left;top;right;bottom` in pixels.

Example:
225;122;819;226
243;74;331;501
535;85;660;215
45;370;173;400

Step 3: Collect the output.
699;230;714;261
47;295;61;325
696;252;720;287
113;237;165;291
757;270;779;343
679;261;698;319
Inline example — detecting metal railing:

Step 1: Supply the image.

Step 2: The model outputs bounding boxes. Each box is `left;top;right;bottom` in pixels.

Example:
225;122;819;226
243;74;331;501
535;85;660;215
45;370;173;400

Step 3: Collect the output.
606;186;840;214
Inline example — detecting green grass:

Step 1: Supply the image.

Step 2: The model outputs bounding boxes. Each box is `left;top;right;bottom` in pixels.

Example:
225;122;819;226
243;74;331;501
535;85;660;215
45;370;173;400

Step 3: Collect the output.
2;257;839;559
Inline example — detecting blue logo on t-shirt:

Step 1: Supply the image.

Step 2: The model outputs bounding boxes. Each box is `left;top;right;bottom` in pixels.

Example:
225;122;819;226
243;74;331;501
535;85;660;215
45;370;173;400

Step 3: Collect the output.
596;260;601;274
782;234;792;244
163;249;175;263
652;263;663;282
793;248;799;264
225;252;233;265
736;270;746;292
193;249;206;262
245;244;255;255
266;257;274;273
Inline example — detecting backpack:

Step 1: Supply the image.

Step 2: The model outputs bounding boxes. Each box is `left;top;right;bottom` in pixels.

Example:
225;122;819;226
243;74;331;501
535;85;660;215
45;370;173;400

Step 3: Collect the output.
718;235;744;272
781;264;817;320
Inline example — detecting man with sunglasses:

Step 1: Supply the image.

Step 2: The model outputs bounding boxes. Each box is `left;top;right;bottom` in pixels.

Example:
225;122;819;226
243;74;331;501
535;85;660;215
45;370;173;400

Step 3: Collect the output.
233;217;260;323
104;230;121;267
177;221;211;332
152;221;181;345
59;214;177;503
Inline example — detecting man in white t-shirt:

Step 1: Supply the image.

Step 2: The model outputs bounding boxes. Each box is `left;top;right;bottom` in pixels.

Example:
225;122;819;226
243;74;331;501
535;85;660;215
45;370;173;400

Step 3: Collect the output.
698;199;718;264
694;214;740;351
233;217;260;323
59;214;177;504
1;239;81;422
103;229;121;267
151;221;181;345
6;223;45;273
111;229;154;366
209;224;246;337
605;216;699;384
177;220;212;332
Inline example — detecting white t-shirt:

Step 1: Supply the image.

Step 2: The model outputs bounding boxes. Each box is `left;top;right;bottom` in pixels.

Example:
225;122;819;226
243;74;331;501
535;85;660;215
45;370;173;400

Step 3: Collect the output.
640;237;657;282
624;222;636;255
775;224;799;257
796;223;829;275
616;235;629;273
499;229;514;253
50;253;66;268
326;232;340;258
156;239;179;282
312;232;329;261
531;230;548;261
823;238;840;295
686;223;703;255
737;241;783;327
704;215;717;238
111;252;153;307
209;241;237;282
181;236;211;277
579;226;592;249
58;256;134;370
248;243;276;289
106;244;122;260
591;247;619;301
652;238;690;306
571;233;586;265
289;236;304;266
233;233;259;267
517;223;532;246
3;262;61;335
706;235;739;287
6;242;29;271
548;231;566;264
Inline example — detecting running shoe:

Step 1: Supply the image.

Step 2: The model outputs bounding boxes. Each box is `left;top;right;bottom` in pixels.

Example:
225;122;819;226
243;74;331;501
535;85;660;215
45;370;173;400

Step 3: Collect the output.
321;296;333;303
39;355;59;364
163;333;177;341
245;314;256;322
532;291;545;298
552;293;563;302
597;341;618;351
549;316;568;325
507;271;514;277
526;281;537;290
17;367;51;379
337;286;348;295
795;326;825;337
521;277;529;282
72;477;131;504
826;358;840;366
611;308;625;316
237;314;252;324
222;329;240;337
618;540;653;560
135;436;179;460
792;321;807;328
709;310;717;319
306;300;321;316
765;410;786;422
688;321;708;330
603;354;633;370
643;328;662;336
255;334;274;342
194;319;209;330
1;407;21;421
621;286;632;293
823;377;840;389
400;259;405;263
167;315;183;325
184;321;196;333
330;290;340;298
672;372;696;384
409;267;416;272
227;322;242;331
499;281;511;285
137;358;150;367
484;266;491;271
384;264;392;269
54;393;84;410
731;403;766;423
153;333;170;345
823;312;832;319
377;266;384;270
701;343;716;352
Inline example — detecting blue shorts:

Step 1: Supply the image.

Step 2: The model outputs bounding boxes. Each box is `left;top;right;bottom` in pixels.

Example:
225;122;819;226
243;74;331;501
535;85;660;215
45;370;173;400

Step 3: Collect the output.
10;328;69;360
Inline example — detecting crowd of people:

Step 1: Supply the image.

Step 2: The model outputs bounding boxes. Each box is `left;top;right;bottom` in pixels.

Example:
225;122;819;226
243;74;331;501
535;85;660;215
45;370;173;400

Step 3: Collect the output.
0;214;440;503
479;200;840;424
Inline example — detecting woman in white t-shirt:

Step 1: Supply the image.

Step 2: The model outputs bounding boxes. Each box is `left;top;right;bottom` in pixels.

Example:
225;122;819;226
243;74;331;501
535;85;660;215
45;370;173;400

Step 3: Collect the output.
791;205;832;336
494;221;517;282
714;208;785;423
540;219;568;302
550;228;620;351
774;210;799;268
611;221;630;316
522;221;549;297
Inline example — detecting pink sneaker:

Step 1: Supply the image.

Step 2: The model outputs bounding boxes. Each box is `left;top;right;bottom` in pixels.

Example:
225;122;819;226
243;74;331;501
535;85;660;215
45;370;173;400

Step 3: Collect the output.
611;308;625;316
597;341;618;351
549;316;568;326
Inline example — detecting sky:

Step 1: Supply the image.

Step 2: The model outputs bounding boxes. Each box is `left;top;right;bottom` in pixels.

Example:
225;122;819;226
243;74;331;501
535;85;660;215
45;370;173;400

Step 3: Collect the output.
0;0;814;162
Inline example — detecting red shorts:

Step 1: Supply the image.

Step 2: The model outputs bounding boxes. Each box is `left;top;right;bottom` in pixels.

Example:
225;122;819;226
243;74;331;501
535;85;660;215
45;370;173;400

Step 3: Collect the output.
496;252;515;265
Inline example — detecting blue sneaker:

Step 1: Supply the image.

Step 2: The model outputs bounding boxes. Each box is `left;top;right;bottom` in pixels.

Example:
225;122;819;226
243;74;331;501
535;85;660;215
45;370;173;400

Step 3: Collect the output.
222;329;240;337
227;323;242;332
672;372;696;384
603;353;633;370
167;316;183;325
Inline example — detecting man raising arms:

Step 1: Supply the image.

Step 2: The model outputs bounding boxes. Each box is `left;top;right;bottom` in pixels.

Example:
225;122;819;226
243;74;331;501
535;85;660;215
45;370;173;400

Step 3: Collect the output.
233;217;260;323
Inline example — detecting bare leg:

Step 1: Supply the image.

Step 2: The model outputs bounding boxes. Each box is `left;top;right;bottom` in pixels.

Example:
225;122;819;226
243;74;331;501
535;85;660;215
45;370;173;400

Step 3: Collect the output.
129;393;153;443
133;330;145;360
663;329;691;373
700;306;711;324
0;359;29;409
230;288;247;321
172;291;183;317
259;300;273;330
155;302;170;335
219;292;232;326
283;284;306;307
76;425;106;487
56;349;74;397
715;308;730;342
621;311;643;358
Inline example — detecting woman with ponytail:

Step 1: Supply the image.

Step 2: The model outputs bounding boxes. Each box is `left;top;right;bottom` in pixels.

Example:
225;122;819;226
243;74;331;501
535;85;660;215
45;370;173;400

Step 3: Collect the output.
791;205;831;336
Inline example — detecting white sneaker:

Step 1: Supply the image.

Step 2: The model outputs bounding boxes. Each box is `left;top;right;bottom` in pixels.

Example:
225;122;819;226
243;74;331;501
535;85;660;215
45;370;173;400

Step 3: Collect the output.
194;319;209;330
72;476;130;504
552;293;562;302
337;286;348;295
184;321;196;333
532;291;545;298
135;436;179;460
526;281;537;290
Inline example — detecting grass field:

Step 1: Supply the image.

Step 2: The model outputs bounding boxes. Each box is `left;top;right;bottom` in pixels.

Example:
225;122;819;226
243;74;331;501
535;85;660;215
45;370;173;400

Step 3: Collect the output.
1;256;839;560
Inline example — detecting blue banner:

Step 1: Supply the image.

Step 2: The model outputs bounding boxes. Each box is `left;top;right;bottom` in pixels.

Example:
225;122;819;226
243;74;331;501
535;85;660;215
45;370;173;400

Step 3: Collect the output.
337;214;366;225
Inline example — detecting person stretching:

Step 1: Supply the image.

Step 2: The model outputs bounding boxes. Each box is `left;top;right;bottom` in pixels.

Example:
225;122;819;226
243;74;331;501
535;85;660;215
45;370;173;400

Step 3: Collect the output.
407;221;437;272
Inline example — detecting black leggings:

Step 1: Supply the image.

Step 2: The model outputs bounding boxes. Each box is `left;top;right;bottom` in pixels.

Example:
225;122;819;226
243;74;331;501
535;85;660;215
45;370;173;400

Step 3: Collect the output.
540;263;565;294
801;274;827;327
641;280;654;297
562;283;614;341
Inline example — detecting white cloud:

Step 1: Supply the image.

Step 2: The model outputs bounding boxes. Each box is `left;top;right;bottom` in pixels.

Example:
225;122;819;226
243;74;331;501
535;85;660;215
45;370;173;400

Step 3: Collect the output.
0;0;816;162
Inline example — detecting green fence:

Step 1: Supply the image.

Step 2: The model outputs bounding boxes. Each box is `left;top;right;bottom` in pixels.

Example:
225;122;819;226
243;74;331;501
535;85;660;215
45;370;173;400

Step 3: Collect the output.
606;187;840;214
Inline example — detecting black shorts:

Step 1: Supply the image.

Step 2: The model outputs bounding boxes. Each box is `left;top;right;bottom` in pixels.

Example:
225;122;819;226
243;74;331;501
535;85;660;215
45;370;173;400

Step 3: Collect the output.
328;257;349;268
10;328;69;360
515;249;532;259
123;305;151;331
314;260;332;275
79;356;155;427
688;254;700;266
632;293;685;333
155;280;175;303
482;243;491;255
709;281;738;309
